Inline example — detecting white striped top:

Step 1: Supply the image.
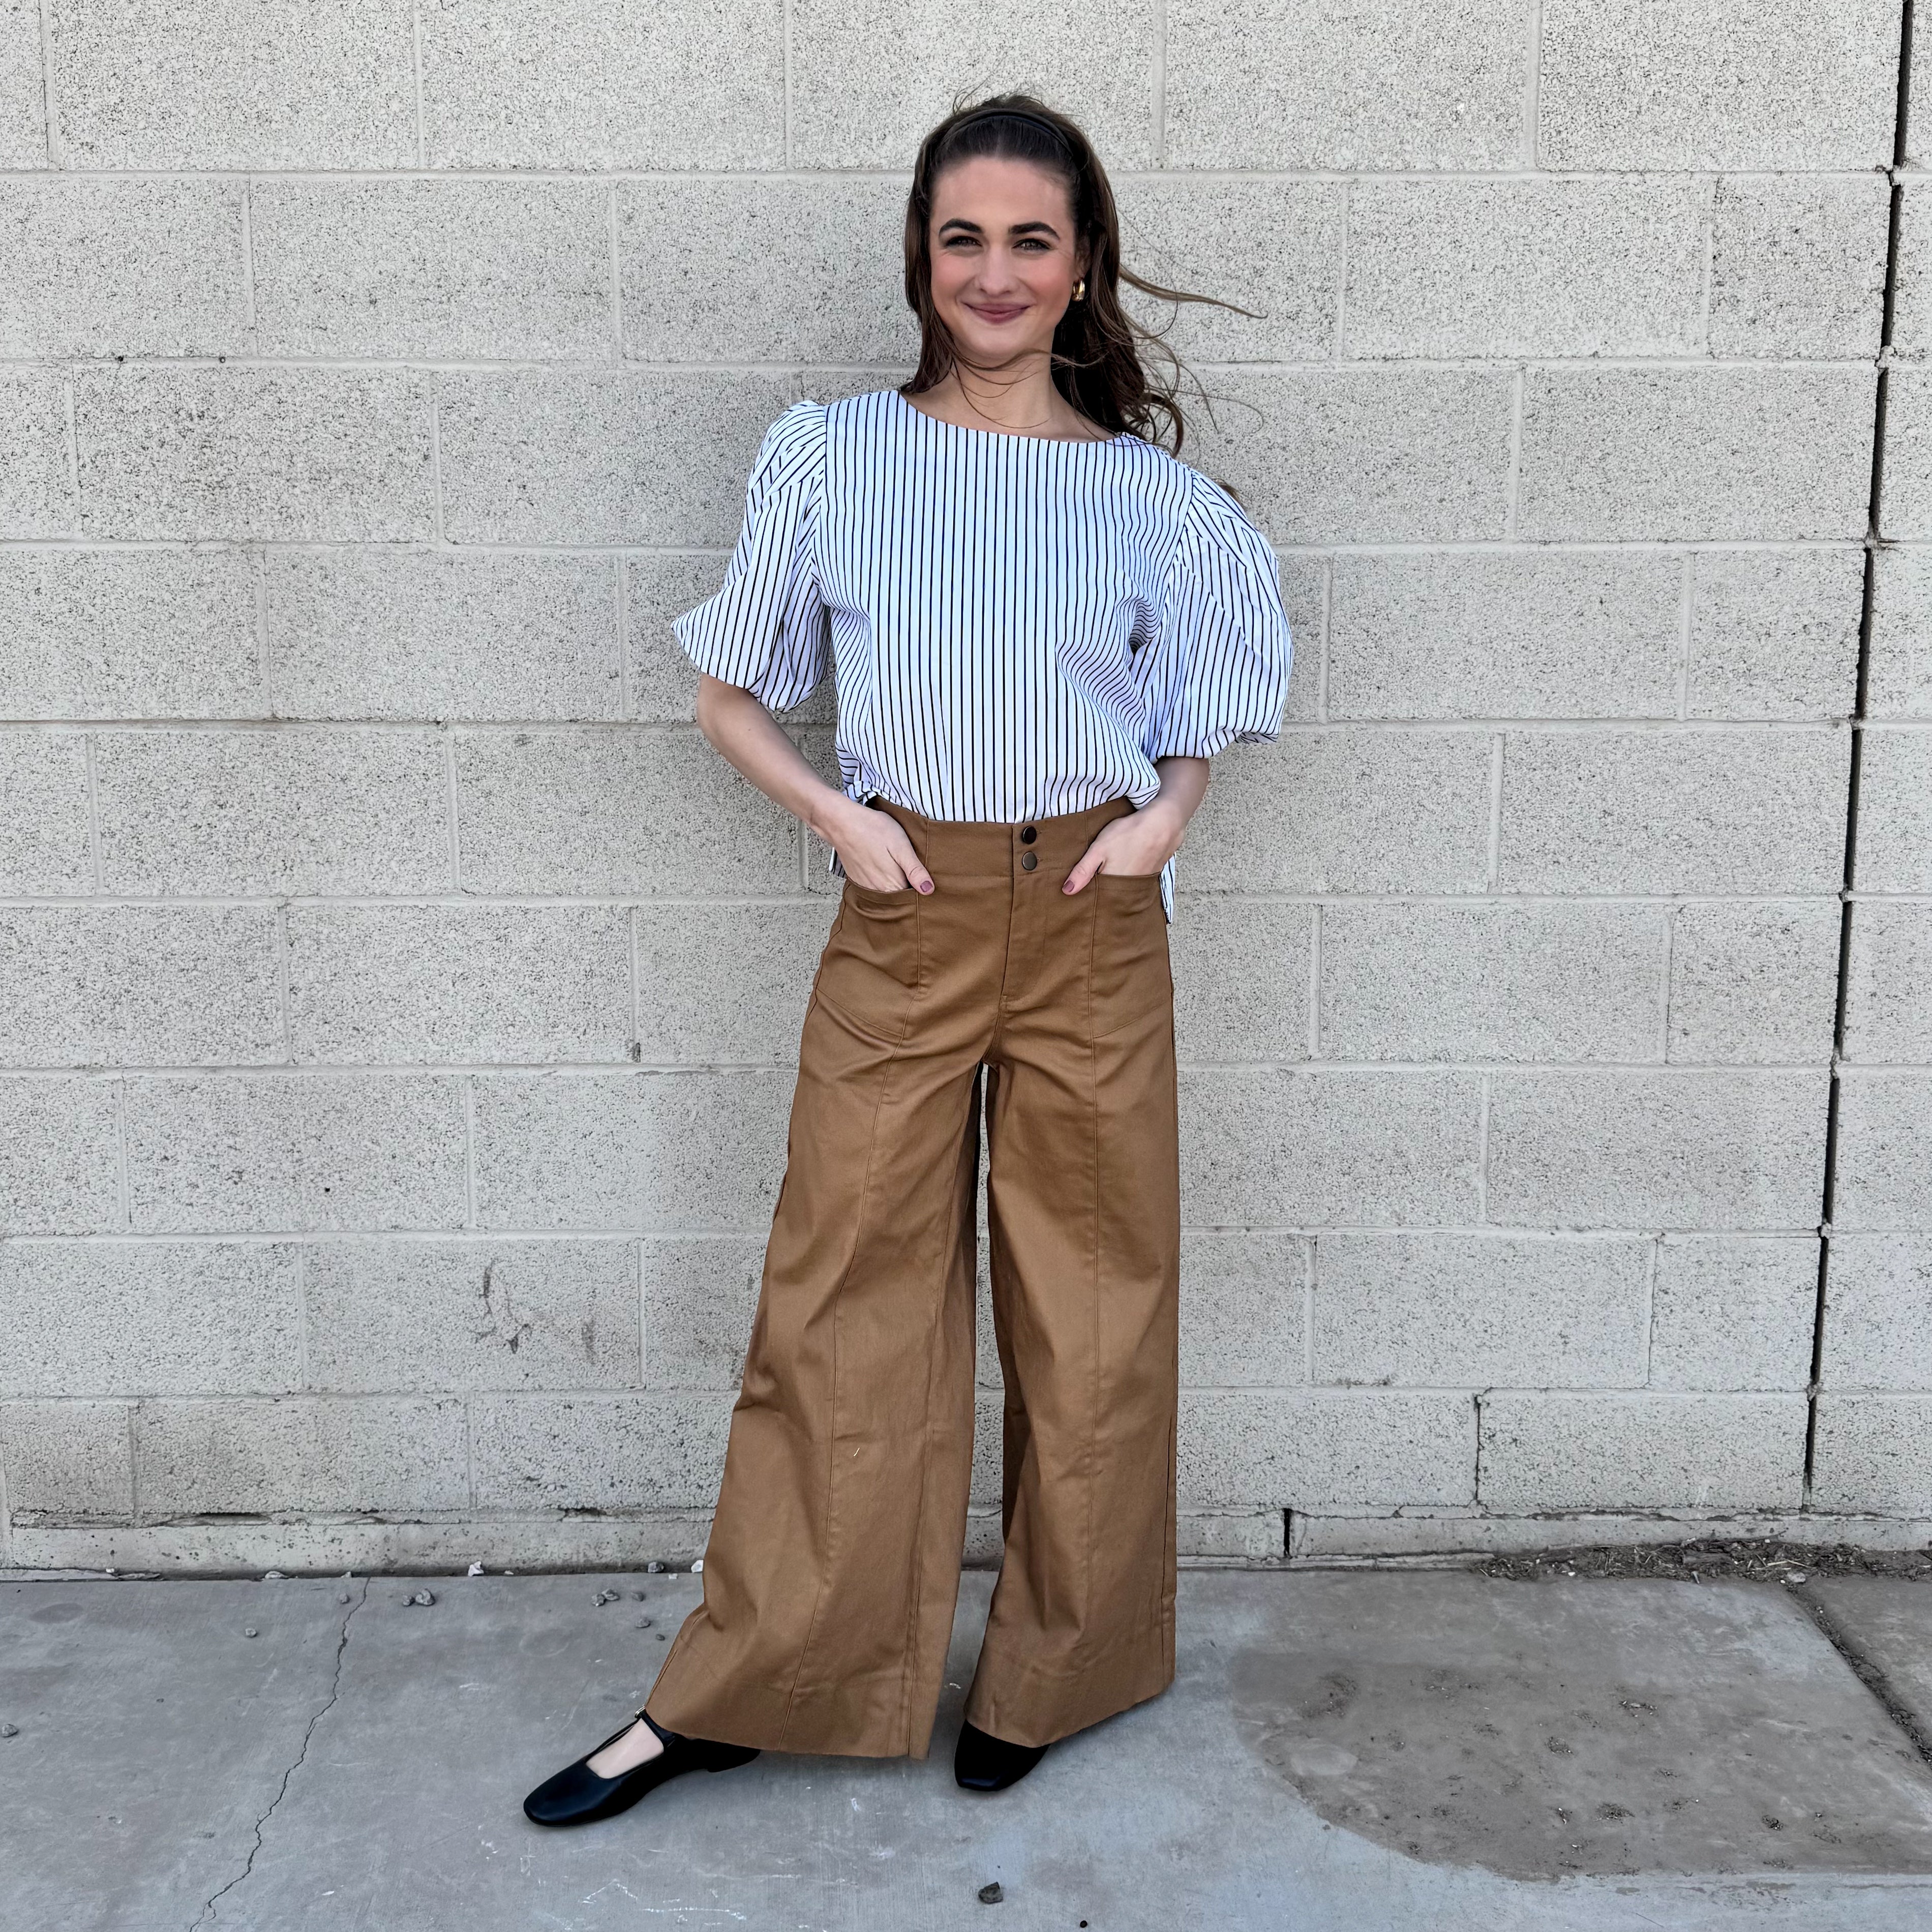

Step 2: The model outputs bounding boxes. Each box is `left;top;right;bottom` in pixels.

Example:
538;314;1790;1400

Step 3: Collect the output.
674;387;1292;921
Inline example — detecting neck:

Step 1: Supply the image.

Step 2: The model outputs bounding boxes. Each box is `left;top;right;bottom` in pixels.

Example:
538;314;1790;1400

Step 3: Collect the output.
931;359;1066;436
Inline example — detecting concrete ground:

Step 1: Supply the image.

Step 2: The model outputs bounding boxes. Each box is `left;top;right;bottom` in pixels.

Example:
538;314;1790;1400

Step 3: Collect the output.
7;1568;1932;1930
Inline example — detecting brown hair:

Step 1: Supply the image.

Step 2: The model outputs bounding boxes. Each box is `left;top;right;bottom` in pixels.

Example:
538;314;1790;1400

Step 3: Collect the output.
900;92;1252;456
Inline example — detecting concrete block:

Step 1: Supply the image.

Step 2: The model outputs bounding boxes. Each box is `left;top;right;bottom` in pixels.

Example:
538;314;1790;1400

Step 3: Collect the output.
0;372;74;537
1183;729;1492;894
0;180;246;357
1822;1233;1932;1391
74;370;433;543
636;900;834;1065
134;1396;466;1513
1319;902;1664;1063
1812;1396;1932;1514
1879;372;1932;541
469;1392;734;1508
1650;1235;1817;1393
1274;555;1326;725
455;728;798;896
1517;370;1873;542
1344;178;1704;359
1845;903;1932;1064
304;1239;639;1393
0;907;282;1068
0;1402;132;1516
0;1078;119;1234
1179;370;1514;544
95;728;450;895
252;180;611;360
1709;176;1889;359
1165;0;1526;169
1487;1069;1828;1231
1179;1390;1474;1508
438;370;800;548
267;551;618;723
1892;188;1932;363
0;733;92;892
0;0;43;166
642;1236;763;1388
1478;1392;1806;1511
1327;550;1681;720
1170;899;1311;1065
1685;549;1862;721
1178;1229;1307;1387
287;906;631;1065
419;0;783;168
620;178;916;364
1497;728;1848;895
1855;728;1932;892
1313;1233;1649;1390
1180;1068;1480;1227
1834;1073;1932;1231
0;1241;299;1396
1667;900;1841;1064
472;1070;791;1231
124;1075;467;1233
50;0;415;167
1536;0;1896;169
0;551;262;719
1869;548;1932;718
791;0;1157;167
1112;177;1341;363
641;1236;761;1391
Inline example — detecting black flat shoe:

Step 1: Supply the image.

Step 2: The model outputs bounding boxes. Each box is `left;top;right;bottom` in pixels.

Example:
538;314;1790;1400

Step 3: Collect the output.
954;1718;1047;1792
523;1707;759;1826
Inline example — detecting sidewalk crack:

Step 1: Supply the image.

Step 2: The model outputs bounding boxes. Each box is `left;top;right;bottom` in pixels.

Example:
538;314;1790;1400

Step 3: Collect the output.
1799;1587;1932;1775
189;1580;368;1930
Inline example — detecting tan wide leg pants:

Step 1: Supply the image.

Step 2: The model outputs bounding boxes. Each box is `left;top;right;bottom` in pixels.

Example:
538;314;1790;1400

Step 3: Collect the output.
645;793;1181;1758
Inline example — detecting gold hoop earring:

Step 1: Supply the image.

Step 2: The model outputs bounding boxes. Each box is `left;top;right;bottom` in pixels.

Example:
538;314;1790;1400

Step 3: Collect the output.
1073;278;1086;304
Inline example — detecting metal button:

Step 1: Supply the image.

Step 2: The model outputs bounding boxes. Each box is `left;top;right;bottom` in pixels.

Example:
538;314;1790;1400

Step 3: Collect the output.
1020;851;1038;871
1020;825;1037;844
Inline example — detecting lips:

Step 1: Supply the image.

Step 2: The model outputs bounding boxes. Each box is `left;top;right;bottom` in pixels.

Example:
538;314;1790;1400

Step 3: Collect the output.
969;305;1028;323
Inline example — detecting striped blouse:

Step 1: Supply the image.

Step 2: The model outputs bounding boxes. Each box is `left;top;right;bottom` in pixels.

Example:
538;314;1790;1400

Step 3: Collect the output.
674;386;1292;921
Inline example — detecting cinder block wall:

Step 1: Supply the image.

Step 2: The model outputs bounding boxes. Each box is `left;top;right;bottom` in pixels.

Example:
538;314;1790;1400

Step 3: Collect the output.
0;1;1924;1572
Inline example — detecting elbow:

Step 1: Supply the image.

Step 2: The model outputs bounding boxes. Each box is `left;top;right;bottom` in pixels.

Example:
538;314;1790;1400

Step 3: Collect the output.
693;673;734;746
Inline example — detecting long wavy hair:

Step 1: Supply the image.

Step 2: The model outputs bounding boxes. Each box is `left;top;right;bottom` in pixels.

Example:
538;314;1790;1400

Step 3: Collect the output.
901;93;1252;456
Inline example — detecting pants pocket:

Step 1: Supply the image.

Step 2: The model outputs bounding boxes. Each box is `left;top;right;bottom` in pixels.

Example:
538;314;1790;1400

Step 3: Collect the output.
814;884;923;1039
1088;872;1171;1039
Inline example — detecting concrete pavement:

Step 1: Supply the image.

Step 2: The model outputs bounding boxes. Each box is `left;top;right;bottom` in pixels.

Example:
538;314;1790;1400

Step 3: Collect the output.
7;1566;1932;1929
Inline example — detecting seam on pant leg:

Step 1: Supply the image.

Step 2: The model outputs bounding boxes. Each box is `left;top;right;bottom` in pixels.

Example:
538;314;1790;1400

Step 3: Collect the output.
1084;998;1102;1673
895;1060;981;1753
774;1018;904;1752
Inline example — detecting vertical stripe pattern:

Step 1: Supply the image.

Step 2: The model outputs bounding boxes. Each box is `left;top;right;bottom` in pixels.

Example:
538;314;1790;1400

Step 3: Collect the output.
674;388;1293;921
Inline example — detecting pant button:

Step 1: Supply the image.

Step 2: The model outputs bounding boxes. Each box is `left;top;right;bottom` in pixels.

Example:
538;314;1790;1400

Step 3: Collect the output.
1020;851;1038;871
1020;825;1037;843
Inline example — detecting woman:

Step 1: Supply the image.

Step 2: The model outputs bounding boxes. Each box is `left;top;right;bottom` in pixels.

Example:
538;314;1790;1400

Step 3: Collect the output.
524;92;1290;1825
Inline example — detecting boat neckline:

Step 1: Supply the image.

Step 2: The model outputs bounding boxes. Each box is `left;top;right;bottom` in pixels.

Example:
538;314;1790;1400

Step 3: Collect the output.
888;386;1134;449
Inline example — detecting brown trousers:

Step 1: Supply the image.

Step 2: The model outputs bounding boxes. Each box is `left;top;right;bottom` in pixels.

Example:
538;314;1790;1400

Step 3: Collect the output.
645;793;1181;1758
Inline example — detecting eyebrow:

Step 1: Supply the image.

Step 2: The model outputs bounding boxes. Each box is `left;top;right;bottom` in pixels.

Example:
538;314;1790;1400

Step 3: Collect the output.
936;218;1063;240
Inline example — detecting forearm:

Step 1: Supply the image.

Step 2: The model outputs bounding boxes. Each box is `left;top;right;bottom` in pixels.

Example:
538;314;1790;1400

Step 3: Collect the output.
1146;754;1209;834
693;673;851;843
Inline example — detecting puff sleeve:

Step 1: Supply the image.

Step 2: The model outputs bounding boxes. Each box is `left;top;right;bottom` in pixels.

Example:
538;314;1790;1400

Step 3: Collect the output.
674;398;830;712
1135;470;1292;761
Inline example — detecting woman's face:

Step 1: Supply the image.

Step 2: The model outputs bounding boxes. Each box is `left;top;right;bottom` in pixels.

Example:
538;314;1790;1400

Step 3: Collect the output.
926;155;1085;368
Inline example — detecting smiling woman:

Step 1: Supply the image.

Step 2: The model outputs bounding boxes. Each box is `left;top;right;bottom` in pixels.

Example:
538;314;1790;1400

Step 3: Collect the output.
520;93;1293;1830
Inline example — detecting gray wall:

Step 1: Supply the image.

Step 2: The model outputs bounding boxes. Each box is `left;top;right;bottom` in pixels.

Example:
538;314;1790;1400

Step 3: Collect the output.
0;0;1925;1573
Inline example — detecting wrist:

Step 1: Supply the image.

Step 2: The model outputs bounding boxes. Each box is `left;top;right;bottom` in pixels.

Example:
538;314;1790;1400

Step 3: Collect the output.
804;787;861;847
